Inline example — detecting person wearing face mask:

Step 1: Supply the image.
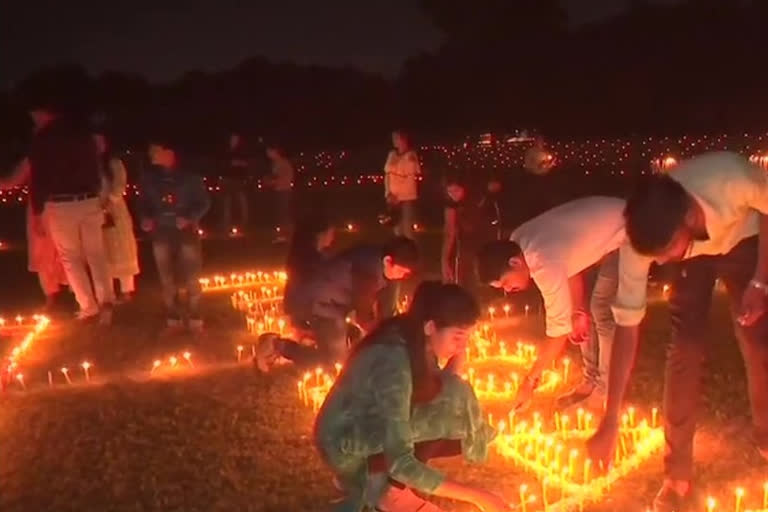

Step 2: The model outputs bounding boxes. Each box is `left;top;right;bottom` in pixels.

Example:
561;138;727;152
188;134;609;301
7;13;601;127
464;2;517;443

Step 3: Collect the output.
255;236;419;372
476;197;626;414
585;151;768;512
314;281;511;512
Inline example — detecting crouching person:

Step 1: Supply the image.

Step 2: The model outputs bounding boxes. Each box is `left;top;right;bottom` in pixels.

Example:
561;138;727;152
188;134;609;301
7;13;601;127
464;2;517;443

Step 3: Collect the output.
256;237;419;371
314;282;511;512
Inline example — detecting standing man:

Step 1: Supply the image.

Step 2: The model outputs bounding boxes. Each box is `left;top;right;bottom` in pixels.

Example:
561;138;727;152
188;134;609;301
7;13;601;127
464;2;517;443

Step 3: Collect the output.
476;197;626;413
384;130;421;239
139;136;211;333
586;152;768;512
220;132;250;232
265;144;294;243
25;98;115;323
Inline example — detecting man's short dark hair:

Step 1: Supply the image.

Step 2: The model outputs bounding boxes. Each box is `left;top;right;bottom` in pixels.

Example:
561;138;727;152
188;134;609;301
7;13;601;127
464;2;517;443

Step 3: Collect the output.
476;240;522;283
383;236;419;270
625;174;691;255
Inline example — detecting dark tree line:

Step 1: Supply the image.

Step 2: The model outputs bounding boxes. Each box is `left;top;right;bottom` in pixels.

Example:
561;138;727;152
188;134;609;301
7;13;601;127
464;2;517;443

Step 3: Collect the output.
2;0;767;155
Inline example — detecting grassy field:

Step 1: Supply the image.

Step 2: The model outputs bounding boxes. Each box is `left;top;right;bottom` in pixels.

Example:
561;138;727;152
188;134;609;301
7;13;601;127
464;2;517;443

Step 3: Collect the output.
0;231;765;512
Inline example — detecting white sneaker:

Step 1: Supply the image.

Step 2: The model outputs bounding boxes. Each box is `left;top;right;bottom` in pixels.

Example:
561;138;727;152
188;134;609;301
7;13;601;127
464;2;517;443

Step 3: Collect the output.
376;486;445;512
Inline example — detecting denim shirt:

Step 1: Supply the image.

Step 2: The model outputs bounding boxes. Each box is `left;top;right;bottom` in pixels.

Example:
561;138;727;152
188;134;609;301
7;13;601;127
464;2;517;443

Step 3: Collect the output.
139;165;211;232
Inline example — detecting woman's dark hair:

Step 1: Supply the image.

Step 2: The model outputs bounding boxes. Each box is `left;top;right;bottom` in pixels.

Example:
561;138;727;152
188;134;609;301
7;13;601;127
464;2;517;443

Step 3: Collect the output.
625;174;691;255
347;281;480;403
286;212;333;279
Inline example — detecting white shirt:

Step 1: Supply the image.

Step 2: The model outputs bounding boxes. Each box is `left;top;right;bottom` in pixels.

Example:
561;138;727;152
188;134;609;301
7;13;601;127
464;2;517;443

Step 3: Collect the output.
613;151;768;326
511;196;627;337
384;149;421;201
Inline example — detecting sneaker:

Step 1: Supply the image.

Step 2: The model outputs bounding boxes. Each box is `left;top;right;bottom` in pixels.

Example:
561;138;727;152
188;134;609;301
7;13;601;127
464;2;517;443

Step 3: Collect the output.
376;486;444;512
652;483;697;512
555;381;597;410
255;333;281;372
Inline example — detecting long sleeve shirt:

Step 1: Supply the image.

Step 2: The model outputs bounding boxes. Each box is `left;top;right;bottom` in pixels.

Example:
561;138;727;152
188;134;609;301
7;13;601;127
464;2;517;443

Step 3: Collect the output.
294;245;394;326
314;330;493;511
138;165;210;231
613;151;768;326
510;196;626;337
384;149;421;201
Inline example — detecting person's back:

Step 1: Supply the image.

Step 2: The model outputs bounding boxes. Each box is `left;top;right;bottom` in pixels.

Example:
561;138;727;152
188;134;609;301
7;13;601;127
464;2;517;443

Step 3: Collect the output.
29;118;102;213
299;244;386;321
511;196;626;278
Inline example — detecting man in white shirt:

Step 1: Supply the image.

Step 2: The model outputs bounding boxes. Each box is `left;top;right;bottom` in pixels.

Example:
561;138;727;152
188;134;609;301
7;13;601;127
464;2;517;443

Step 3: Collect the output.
585;152;768;512
477;196;626;412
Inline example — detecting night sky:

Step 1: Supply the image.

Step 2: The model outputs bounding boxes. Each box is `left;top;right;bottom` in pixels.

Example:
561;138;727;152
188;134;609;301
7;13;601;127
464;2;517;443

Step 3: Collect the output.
1;0;677;87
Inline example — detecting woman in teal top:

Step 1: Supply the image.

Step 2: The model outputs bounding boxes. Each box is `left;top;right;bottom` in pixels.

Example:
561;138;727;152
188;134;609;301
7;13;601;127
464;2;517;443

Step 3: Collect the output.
314;282;511;512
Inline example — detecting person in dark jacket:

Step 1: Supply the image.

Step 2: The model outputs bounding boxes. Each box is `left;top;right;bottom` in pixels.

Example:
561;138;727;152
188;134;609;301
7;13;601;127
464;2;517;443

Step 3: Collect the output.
256;236;419;371
283;212;336;320
441;174;501;289
138;136;211;332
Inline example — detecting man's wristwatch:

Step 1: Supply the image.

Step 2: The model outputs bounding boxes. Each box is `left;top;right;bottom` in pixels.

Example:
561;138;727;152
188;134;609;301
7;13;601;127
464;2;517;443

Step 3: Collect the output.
749;279;768;295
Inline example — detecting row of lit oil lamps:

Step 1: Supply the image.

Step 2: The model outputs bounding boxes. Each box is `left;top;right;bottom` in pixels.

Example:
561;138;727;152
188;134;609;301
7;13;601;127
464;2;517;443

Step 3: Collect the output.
290;322;766;512
1;268;764;511
0;269;288;388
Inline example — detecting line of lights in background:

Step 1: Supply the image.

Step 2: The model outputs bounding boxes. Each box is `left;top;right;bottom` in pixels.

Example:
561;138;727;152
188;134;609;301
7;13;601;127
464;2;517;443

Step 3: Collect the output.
3;133;768;207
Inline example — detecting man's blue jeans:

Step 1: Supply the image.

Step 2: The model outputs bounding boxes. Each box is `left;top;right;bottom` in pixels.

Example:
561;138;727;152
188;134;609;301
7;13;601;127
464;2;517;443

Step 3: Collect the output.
152;228;203;320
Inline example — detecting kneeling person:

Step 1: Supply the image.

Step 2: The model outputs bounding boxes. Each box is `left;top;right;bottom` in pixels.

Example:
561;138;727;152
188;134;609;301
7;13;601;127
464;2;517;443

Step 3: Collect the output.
256;236;418;371
477;196;625;412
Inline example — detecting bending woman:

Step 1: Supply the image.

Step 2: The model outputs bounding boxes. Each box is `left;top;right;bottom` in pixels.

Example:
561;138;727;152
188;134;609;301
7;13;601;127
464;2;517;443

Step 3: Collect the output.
314;281;511;512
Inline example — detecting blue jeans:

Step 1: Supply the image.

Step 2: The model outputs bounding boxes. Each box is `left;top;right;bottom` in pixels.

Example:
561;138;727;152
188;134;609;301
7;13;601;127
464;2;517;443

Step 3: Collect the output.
152;228;203;320
579;251;618;396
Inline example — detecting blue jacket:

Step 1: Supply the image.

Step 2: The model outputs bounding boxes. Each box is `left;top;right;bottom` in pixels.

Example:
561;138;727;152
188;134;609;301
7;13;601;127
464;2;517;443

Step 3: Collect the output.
138;165;210;232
